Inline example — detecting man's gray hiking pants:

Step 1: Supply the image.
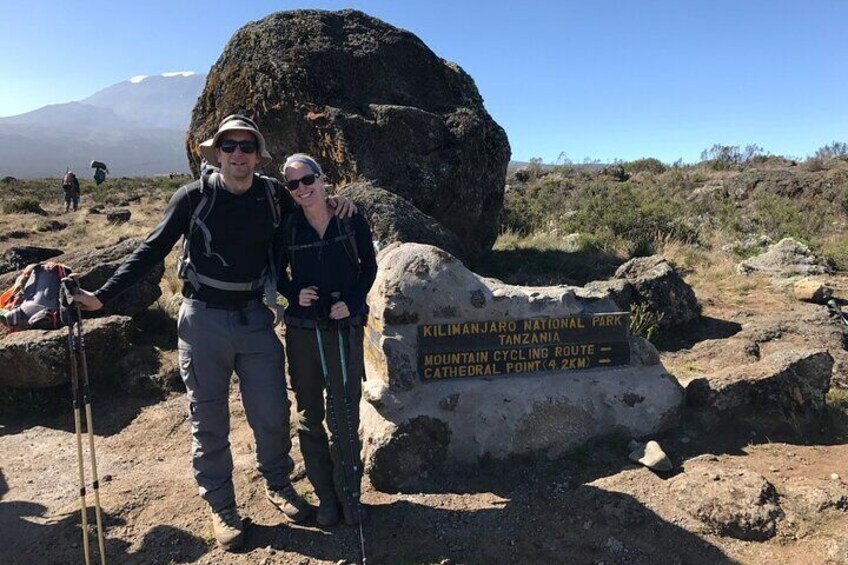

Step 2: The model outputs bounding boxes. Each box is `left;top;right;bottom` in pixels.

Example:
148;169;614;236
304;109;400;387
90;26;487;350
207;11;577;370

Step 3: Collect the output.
177;298;294;513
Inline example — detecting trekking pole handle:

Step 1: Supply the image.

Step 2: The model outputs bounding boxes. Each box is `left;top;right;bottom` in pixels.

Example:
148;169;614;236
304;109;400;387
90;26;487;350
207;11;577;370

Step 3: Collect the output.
61;277;79;303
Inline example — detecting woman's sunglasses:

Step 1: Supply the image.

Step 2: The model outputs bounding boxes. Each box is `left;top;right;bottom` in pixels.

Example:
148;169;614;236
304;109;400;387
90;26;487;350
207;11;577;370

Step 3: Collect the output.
217;139;258;154
285;173;320;191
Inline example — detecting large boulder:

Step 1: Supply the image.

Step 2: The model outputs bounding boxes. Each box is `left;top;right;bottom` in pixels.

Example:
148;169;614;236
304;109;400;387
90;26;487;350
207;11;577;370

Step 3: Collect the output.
0;239;164;318
738;237;830;277
361;243;684;491
671;459;783;541
0;245;64;274
686;348;833;435
0;316;133;388
187;9;510;260
344;181;465;258
610;255;701;328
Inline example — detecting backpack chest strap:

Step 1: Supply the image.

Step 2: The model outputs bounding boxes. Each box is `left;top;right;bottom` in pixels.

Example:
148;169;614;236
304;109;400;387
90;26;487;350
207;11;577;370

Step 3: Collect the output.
287;232;353;252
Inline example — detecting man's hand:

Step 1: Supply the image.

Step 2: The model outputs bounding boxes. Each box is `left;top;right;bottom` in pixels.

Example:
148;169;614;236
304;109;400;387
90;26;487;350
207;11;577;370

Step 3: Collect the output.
299;286;319;308
327;195;357;218
329;301;350;320
73;288;103;311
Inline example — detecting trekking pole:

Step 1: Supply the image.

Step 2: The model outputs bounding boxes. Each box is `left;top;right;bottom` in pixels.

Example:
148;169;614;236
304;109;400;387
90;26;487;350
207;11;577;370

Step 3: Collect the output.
62;278;108;565
827;299;848;327
313;296;366;564
331;293;367;565
60;280;92;565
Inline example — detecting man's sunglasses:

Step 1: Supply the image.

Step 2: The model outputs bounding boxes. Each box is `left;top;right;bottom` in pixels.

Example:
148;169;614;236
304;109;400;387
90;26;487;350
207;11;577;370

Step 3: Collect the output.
285;173;320;191
218;139;257;154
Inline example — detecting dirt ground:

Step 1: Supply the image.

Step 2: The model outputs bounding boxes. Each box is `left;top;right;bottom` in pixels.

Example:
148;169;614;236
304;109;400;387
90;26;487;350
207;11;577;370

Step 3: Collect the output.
2;198;848;564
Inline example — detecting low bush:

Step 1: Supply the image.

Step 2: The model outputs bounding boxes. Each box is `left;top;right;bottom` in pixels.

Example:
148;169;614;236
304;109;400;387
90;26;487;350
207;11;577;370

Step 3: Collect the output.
2;197;46;215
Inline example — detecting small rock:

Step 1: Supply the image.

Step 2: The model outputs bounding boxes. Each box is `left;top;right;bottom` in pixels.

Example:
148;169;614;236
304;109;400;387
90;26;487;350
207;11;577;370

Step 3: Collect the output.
831;473;841;481
793;278;832;303
106;208;131;224
628;440;672;472
102;474;113;482
440;559;454;565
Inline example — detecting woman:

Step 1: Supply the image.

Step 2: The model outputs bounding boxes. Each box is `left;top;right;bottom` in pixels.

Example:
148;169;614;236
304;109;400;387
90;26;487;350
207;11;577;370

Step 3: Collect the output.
278;153;377;526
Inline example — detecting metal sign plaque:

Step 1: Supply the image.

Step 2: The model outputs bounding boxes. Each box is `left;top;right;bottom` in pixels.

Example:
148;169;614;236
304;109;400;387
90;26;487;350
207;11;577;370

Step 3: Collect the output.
417;313;630;381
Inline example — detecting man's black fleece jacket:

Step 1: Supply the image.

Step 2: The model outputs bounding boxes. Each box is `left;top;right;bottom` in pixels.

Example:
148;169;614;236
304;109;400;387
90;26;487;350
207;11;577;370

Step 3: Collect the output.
95;174;296;307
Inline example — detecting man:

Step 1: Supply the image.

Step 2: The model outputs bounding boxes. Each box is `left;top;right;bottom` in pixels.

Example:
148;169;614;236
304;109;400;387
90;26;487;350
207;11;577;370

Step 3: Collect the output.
62;170;80;212
73;115;355;551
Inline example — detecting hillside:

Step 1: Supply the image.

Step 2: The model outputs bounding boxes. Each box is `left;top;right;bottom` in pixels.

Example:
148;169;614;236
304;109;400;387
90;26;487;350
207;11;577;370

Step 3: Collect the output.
0;73;205;178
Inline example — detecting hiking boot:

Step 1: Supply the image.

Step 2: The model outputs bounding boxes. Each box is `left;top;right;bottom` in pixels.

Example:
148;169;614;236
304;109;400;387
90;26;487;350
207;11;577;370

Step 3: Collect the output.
266;483;314;523
210;506;244;551
343;501;368;526
316;497;340;527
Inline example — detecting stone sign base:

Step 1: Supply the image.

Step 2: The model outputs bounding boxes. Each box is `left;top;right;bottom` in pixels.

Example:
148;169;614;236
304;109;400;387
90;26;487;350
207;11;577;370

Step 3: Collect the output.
362;337;682;492
360;243;685;492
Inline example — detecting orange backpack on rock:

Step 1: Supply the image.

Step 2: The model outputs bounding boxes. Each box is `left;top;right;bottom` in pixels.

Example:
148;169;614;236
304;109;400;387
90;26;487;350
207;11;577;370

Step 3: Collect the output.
0;262;72;331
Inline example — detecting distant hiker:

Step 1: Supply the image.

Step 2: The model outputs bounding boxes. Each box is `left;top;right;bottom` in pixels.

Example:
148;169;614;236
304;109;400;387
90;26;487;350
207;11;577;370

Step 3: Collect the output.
279;154;377;528
71;115;357;551
90;160;109;185
199;158;216;177
62;170;80;212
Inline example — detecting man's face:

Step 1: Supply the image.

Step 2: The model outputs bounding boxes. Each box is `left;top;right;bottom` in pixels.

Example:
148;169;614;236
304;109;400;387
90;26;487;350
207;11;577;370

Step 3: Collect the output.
216;131;259;182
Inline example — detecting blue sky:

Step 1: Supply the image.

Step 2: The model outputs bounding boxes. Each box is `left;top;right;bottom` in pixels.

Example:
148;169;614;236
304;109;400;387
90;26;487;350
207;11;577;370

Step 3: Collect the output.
2;0;846;163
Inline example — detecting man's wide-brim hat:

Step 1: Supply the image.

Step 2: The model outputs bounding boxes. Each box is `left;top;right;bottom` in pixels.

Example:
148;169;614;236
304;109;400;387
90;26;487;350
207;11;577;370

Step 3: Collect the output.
199;115;273;167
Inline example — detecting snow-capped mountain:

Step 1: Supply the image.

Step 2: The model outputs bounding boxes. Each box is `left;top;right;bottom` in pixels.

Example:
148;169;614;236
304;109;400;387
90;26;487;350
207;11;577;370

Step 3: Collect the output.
0;72;206;177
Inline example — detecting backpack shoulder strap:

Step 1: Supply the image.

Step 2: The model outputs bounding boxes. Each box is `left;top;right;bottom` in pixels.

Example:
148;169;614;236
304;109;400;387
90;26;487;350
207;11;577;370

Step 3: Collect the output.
284;210;298;273
189;174;215;232
338;216;361;275
259;175;282;229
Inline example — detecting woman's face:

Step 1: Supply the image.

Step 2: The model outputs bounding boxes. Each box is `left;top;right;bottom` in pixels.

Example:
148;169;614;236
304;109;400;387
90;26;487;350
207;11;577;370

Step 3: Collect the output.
284;162;325;208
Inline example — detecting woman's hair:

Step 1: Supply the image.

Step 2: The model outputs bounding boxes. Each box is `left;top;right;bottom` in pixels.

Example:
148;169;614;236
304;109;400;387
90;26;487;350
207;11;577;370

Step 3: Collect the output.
280;153;322;177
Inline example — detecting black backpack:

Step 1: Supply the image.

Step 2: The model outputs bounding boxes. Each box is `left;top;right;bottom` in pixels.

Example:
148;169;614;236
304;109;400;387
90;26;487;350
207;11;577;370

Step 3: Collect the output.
0;262;72;331
284;213;360;275
176;171;282;293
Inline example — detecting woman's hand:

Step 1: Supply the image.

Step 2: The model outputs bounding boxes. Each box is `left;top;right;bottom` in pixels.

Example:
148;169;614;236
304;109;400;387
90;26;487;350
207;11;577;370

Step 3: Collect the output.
329;301;350;320
298;286;319;308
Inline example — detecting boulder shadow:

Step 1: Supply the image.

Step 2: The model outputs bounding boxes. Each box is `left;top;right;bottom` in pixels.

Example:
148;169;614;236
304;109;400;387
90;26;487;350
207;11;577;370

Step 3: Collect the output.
0;384;168;437
0;468;205;564
654;316;743;352
474;247;623;287
268;495;738;565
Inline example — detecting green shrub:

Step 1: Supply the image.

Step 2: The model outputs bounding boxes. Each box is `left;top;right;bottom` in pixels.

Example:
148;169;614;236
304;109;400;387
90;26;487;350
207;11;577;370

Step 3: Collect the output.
814;141;848;160
561;181;700;249
624;157;667;175
749;193;822;241
629;302;664;342
2;197;46;215
700;144;765;170
819;237;848;271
